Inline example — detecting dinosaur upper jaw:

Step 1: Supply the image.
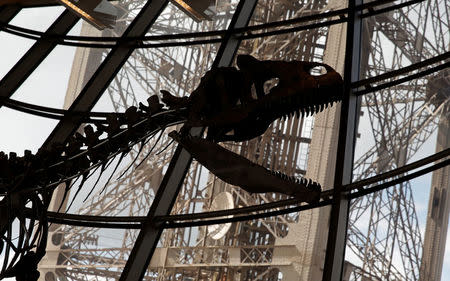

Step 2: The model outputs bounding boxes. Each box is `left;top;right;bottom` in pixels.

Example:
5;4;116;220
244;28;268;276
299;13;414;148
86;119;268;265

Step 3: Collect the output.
189;56;344;142
198;76;343;142
163;55;343;143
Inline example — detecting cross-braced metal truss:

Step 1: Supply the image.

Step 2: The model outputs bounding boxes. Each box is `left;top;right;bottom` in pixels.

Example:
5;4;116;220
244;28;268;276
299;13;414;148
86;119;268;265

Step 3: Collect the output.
348;0;449;280
38;1;449;280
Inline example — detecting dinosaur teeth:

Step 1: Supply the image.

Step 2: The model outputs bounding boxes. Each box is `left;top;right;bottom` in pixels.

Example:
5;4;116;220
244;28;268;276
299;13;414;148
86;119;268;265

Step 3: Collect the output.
269;170;322;192
292;176;322;192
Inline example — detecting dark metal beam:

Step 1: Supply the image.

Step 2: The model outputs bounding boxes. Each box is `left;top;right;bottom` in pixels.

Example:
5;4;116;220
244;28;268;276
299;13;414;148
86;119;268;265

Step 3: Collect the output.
0;1;57;8
0;0;117;9
118;1;258;280
0;9;79;105
322;0;362;280
42;0;169;149
0;5;21;23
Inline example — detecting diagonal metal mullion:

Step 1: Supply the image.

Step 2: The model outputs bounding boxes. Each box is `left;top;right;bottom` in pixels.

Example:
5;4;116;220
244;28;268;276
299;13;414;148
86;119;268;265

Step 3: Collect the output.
0;5;21;26
118;1;258;280
322;0;363;280
42;0;169;149
0;9;79;104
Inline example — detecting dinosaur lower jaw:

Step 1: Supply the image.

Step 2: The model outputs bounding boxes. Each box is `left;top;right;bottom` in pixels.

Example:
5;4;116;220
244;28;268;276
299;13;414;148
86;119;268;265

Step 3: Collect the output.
169;131;321;204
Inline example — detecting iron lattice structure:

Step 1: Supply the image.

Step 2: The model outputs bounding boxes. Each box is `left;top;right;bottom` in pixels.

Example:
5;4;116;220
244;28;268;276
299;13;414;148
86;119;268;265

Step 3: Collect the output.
0;0;447;280
49;1;448;280
349;0;449;280
45;0;449;280
49;1;330;279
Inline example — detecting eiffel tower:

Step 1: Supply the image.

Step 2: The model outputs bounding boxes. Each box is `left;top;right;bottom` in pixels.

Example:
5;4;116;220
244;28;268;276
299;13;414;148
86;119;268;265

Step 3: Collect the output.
0;0;448;280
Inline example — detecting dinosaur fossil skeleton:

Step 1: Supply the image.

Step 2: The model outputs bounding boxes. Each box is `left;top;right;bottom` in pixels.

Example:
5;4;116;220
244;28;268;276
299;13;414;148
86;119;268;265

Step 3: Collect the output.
0;55;342;280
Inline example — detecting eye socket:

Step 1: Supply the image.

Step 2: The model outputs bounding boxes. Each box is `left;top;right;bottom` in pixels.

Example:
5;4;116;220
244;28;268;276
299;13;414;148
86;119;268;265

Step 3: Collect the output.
309;65;327;76
263;78;279;94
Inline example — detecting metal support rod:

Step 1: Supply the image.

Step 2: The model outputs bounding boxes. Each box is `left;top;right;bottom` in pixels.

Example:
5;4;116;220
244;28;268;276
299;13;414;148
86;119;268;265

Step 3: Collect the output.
42;0;169;149
0;9;79;104
322;0;362;280
0;1;57;8
118;1;258;280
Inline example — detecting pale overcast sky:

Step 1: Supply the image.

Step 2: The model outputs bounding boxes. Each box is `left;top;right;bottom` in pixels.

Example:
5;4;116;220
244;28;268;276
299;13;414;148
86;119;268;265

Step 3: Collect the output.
0;6;80;154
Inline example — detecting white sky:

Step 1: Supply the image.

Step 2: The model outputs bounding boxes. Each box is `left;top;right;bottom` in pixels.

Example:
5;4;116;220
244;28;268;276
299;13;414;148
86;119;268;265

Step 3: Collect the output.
0;6;82;154
0;4;448;281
